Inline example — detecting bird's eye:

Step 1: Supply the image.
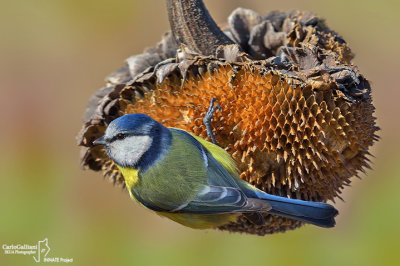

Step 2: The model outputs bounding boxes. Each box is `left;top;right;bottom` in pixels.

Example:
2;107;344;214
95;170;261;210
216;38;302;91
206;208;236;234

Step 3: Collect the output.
115;133;126;140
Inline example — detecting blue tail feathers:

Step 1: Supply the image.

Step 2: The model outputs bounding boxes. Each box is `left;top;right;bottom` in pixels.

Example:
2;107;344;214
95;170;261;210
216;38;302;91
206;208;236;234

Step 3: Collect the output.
254;191;338;228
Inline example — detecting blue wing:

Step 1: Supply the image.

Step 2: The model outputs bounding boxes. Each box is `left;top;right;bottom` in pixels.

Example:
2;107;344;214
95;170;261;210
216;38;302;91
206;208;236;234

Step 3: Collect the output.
168;129;337;227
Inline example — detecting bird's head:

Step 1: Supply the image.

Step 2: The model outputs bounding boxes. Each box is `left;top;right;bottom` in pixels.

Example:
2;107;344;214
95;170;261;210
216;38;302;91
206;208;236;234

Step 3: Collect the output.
93;114;170;168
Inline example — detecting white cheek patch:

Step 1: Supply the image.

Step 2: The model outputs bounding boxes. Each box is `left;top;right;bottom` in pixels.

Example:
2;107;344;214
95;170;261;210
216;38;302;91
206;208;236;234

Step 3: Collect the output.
110;135;152;166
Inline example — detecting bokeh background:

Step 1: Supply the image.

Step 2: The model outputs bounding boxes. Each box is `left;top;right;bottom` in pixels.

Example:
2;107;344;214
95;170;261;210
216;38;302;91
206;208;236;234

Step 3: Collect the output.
1;0;398;265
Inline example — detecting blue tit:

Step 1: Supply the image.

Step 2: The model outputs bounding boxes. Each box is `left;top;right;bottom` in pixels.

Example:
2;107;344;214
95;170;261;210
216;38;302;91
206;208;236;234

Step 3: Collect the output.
93;112;338;229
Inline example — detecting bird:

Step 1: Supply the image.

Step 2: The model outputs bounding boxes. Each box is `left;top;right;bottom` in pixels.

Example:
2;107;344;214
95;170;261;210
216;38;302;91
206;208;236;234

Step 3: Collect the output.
93;99;338;229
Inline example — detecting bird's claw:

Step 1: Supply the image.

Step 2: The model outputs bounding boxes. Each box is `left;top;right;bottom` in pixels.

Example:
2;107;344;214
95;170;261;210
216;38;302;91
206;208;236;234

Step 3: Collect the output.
203;98;222;144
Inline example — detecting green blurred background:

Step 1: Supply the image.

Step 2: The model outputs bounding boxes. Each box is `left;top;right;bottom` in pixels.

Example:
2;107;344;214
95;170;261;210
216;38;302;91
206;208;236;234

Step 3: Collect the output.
0;0;398;265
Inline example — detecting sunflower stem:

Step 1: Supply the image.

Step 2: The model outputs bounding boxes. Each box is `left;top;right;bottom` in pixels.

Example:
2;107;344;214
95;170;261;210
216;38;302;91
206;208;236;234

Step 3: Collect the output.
166;0;235;55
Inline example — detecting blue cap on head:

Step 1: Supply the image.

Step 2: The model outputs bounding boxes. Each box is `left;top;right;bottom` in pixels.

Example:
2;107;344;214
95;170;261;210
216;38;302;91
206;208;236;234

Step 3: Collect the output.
108;114;158;135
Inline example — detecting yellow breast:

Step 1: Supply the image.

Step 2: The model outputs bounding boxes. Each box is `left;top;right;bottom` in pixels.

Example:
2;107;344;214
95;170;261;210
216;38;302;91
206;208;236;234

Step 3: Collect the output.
116;166;139;190
157;212;239;229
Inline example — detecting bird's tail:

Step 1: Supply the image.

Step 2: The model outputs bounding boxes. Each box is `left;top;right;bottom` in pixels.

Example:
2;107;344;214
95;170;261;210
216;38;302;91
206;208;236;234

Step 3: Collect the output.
254;191;338;228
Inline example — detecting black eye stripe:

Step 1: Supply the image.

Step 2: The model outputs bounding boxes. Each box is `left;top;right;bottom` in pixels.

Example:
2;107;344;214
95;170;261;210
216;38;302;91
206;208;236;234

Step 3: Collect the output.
116;133;126;139
109;133;128;142
109;132;146;143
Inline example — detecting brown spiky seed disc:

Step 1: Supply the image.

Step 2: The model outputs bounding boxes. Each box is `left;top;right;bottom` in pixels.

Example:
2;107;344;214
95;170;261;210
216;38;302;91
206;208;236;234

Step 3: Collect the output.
78;62;377;234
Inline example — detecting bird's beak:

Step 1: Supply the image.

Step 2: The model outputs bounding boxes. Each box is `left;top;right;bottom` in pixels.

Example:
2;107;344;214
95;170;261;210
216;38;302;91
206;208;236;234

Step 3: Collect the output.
93;136;106;146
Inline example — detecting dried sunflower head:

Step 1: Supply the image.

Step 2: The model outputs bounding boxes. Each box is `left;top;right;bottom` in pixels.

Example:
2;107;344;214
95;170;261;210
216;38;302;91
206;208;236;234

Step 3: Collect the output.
77;0;378;235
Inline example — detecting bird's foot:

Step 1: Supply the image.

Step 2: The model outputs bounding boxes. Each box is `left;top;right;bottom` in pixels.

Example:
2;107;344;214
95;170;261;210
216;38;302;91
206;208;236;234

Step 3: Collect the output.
244;212;265;226
203;98;222;144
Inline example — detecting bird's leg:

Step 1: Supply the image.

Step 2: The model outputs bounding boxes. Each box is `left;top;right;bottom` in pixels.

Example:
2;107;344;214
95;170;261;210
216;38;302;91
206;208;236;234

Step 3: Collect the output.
244;212;265;226
203;97;222;144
